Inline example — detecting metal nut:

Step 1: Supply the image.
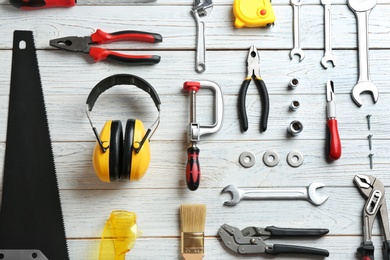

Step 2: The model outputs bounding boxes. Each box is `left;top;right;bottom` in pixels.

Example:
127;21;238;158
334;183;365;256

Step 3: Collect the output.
290;100;300;111
287;120;303;136
288;78;299;89
239;152;256;168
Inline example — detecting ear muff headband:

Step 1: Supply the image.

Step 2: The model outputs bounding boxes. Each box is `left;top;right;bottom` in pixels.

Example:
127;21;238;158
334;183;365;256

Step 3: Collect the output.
86;74;161;153
86;74;161;112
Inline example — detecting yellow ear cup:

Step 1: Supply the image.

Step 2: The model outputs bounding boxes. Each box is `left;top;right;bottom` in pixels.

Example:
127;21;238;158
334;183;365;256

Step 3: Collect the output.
130;119;151;181
93;120;119;183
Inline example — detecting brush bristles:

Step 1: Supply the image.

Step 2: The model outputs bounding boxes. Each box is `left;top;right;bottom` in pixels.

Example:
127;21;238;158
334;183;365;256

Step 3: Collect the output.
180;204;206;233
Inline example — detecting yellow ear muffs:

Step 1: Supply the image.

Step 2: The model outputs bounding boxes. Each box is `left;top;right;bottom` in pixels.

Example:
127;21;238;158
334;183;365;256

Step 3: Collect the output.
93;120;123;182
122;119;150;181
86;74;161;183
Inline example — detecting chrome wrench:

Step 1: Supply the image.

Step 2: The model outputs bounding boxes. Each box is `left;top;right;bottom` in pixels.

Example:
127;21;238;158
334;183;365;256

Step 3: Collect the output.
348;0;378;107
191;0;213;73
290;0;305;61
321;0;336;68
221;183;328;206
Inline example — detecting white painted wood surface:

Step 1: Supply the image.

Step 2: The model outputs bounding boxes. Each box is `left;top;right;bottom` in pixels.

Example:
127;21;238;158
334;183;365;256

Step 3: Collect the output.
0;0;389;259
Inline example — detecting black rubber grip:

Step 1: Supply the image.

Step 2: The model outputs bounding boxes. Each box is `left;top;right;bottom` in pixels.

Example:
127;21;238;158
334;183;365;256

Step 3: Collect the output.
238;79;250;132
254;78;269;132
265;226;329;236
266;244;330;257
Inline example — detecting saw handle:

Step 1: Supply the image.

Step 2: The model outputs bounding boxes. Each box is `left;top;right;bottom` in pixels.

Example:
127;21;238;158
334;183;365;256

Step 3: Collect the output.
186;146;200;191
266;244;329;257
9;0;76;9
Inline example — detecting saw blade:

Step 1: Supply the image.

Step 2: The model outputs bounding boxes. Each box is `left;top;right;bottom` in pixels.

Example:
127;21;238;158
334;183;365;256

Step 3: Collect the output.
0;31;69;260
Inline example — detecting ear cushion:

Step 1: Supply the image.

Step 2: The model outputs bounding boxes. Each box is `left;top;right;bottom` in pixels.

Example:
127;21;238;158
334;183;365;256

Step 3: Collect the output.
108;120;123;182
121;119;135;181
130;119;151;181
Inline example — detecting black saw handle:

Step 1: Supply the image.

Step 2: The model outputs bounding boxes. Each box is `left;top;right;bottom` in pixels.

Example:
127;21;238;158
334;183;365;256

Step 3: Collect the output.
266;244;330;257
265;226;330;236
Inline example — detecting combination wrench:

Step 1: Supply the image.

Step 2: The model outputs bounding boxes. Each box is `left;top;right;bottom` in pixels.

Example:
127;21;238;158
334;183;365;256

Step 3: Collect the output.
290;0;305;61
348;0;378;107
221;183;328;206
321;0;336;68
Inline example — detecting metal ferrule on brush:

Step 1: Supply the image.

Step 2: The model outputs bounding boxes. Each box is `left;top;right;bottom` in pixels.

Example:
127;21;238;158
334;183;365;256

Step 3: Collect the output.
181;232;204;254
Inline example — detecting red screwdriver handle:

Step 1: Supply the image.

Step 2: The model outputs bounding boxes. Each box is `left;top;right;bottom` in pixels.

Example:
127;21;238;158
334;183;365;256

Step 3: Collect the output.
186;146;200;191
91;29;163;44
89;47;160;64
327;119;341;160
9;0;75;9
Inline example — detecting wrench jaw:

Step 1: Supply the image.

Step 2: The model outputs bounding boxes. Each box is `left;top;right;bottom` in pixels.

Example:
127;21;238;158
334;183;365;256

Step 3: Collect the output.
221;185;241;206
351;81;379;107
307;183;329;206
289;49;305;62
321;55;337;69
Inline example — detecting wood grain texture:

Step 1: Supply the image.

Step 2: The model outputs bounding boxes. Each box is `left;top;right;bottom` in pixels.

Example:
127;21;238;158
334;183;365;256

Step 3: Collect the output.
0;0;389;259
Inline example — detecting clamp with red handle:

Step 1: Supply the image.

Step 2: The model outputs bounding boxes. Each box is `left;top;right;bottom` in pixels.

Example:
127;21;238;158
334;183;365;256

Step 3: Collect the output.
9;0;76;9
183;81;224;191
326;80;341;160
49;29;162;65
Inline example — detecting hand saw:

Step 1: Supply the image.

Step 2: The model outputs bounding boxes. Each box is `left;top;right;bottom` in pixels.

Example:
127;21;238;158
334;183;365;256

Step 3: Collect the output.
0;31;69;260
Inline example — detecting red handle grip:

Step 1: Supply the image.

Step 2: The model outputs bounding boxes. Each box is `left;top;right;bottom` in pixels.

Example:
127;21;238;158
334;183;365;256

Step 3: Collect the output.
186;146;200;191
10;0;75;9
91;29;163;44
89;47;161;64
327;119;341;160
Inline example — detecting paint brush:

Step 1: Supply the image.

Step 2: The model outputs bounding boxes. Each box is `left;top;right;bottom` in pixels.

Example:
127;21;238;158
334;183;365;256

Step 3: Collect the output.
180;204;207;260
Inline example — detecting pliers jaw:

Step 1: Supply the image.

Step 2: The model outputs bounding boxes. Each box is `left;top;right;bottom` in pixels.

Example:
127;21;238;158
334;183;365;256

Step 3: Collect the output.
246;45;261;79
49;36;91;53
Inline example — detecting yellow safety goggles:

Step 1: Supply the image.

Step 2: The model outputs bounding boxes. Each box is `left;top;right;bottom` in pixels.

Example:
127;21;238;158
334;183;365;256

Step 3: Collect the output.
99;210;138;260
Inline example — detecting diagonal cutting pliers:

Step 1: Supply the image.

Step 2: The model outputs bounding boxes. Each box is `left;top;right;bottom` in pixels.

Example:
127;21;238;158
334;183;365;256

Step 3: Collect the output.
50;29;162;64
238;45;270;132
354;174;390;260
218;224;329;256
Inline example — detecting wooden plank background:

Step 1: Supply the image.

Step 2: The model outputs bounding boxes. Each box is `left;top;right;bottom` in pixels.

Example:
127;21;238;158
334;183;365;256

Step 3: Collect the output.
0;0;389;259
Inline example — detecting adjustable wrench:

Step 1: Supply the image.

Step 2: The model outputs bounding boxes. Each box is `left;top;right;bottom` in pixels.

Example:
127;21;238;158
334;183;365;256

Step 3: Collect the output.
191;0;213;73
221;183;328;206
321;0;336;68
348;0;378;107
290;0;304;61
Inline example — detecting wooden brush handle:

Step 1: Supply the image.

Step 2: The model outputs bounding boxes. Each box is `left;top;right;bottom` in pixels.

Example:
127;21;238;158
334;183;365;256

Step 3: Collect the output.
182;253;204;260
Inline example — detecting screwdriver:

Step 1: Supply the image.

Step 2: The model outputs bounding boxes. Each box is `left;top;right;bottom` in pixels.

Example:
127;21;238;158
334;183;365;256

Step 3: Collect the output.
9;0;76;9
326;80;341;160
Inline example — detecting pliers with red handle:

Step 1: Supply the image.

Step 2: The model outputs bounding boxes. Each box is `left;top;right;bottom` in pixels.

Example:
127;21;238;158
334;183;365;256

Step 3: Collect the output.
326;80;341;160
50;29;162;65
9;0;76;9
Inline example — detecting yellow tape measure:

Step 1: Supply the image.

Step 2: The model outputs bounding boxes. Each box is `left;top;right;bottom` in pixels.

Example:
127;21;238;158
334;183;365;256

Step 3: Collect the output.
233;0;275;28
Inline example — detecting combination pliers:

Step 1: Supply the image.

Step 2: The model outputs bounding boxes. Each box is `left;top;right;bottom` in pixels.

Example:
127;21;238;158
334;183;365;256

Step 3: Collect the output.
354;174;390;260
218;224;329;257
50;29;162;64
238;45;270;132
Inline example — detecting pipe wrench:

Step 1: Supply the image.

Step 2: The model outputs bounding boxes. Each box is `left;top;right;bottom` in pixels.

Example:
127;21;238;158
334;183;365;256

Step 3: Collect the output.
183;81;224;191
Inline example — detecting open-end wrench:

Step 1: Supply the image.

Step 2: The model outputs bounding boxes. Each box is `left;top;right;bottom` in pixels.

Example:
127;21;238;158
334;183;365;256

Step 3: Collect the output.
290;0;305;61
221;183;328;206
348;0;378;107
191;0;213;73
321;0;336;68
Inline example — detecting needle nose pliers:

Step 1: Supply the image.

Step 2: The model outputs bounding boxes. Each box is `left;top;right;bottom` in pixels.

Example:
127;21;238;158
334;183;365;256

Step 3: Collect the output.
49;29;162;64
238;45;270;132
